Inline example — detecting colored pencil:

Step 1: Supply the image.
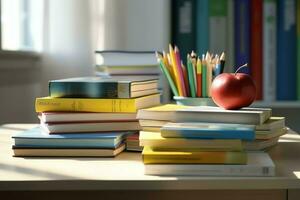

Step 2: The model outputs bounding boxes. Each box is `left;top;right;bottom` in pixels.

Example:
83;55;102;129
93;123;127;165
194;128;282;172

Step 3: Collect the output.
181;61;190;97
196;57;202;97
169;45;183;96
206;53;213;97
220;52;225;73
156;52;179;96
187;55;196;97
202;58;207;97
174;46;187;96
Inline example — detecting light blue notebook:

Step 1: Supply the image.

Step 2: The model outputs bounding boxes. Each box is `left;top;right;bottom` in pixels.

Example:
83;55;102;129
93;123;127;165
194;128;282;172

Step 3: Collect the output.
161;123;255;141
12;127;131;148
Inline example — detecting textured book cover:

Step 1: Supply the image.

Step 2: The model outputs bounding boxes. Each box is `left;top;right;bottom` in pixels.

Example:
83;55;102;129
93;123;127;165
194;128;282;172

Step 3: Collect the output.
209;0;228;54
142;146;247;164
277;0;297;100
234;0;250;74
160;122;255;141
250;0;263;100
35;94;160;113
263;0;277;101
49;77;158;98
172;0;196;62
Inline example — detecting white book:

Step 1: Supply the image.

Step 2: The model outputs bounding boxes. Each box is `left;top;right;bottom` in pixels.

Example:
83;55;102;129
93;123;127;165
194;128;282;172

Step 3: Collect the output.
41;121;141;134
144;152;275;177
263;0;277;101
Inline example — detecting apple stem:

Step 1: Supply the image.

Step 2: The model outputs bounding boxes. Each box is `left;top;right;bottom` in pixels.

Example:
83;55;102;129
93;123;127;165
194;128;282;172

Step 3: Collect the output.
234;63;248;75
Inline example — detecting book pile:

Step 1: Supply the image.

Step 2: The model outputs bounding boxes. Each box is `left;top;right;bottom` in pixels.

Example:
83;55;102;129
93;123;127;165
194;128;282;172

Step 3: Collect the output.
137;104;287;176
94;51;166;99
12;77;161;157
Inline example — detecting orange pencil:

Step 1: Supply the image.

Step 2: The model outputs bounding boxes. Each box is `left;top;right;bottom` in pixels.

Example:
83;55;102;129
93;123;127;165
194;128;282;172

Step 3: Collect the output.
196;57;202;97
169;44;184;96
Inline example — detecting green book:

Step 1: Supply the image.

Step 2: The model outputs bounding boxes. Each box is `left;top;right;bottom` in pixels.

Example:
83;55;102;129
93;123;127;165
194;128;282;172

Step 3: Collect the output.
49;77;158;99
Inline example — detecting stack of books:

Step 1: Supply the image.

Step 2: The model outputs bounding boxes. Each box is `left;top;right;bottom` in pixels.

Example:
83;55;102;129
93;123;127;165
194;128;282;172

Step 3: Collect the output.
12;77;161;157
94;51;166;97
137;104;286;176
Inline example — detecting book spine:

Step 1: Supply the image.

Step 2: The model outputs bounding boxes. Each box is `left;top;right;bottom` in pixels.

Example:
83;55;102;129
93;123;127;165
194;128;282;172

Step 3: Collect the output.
172;0;196;63
263;0;277;101
234;0;250;74
208;0;227;54
49;82;130;98
143;151;247;164
298;0;300;99
145;165;275;176
276;0;297;100
160;129;255;141
250;0;263;100
35;98;137;113
196;0;209;55
225;0;235;73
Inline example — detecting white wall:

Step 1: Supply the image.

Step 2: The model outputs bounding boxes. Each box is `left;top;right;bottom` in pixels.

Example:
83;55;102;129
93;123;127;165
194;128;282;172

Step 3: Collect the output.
0;0;171;124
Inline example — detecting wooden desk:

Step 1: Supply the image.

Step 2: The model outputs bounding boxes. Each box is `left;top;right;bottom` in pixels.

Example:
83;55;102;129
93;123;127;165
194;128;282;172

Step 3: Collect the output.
1;124;300;200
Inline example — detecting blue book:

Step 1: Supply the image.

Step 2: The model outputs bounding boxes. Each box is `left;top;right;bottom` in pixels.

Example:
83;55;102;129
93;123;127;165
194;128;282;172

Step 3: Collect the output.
234;0;250;74
161;123;255;141
12;127;130;148
172;0;196;63
276;0;297;100
196;0;209;55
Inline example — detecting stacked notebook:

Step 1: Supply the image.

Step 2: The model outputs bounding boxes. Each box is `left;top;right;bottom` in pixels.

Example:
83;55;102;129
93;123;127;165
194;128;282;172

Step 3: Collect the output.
94;51;165;99
137;104;286;176
12;77;161;157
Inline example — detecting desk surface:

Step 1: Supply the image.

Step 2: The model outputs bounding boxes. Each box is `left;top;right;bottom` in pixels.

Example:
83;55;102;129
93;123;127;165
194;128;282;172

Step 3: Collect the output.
1;124;300;191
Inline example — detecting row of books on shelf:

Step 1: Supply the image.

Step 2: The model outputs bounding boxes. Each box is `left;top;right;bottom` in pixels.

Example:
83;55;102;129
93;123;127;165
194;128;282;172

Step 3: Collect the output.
11;75;288;176
172;0;300;101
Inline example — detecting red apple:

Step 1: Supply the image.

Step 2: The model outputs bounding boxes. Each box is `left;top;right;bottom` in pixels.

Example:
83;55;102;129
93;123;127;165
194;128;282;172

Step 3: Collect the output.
211;72;256;110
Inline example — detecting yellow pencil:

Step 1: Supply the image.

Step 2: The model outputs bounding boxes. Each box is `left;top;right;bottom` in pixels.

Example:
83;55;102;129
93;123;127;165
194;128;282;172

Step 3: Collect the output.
206;53;213;97
169;44;183;96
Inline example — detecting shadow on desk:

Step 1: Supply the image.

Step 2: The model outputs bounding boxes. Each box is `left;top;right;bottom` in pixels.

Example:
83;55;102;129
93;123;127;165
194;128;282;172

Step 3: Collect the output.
0;190;286;200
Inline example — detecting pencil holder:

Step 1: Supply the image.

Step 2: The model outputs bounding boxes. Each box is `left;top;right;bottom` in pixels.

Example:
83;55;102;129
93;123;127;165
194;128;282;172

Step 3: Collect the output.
174;96;216;106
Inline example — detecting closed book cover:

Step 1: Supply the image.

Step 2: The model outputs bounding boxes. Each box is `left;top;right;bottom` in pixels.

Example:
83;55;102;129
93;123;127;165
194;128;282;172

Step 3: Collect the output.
96;65;160;75
263;0;277;101
243;137;279;151
95;51;157;66
40;112;138;123
255;127;287;139
161;122;255;141
144;152;275;176
140;117;285;131
209;0;227;54
172;0;196;63
196;0;208;55
276;0;297;100
35;94;160;113
234;0;250;74
137;104;272;125
12;144;126;157
250;0;263;100
139;131;243;151
12;127;128;148
142;146;247;164
49;77;158;99
41;121;141;134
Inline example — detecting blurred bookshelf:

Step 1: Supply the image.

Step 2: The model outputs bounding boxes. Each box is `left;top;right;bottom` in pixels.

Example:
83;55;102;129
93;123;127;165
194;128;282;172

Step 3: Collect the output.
171;0;300;108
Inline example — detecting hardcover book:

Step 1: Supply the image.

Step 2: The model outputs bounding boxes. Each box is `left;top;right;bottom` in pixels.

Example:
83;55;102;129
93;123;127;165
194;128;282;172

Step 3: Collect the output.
12;127;128;148
35;94;161;113
137;104;272;125
49;76;158;98
142;146;247;164
161;122;255;140
144;152;275;176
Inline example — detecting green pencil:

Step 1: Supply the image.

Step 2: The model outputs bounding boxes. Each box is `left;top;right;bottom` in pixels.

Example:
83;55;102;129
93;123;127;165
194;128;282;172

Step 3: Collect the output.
157;57;179;97
187;55;196;97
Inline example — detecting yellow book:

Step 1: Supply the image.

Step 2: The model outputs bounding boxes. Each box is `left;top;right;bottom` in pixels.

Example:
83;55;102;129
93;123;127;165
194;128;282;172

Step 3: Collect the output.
35;94;160;113
142;146;247;164
139;131;243;151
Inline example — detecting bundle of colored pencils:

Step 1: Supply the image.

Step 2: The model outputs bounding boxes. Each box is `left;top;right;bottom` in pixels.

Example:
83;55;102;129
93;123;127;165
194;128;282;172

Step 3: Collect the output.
156;44;225;98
